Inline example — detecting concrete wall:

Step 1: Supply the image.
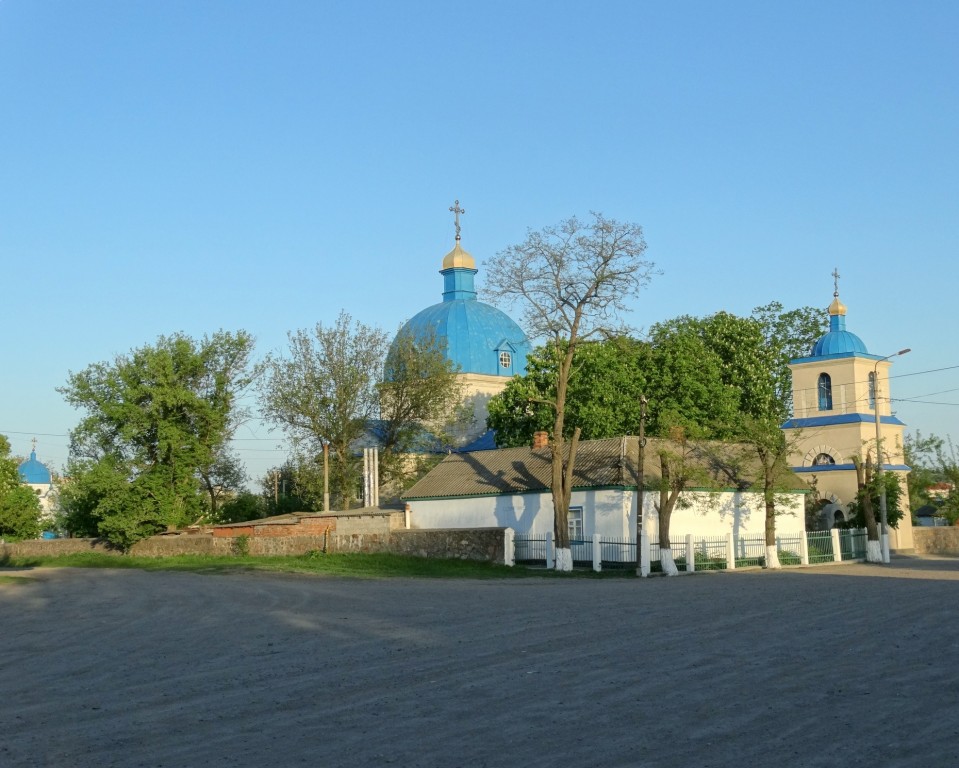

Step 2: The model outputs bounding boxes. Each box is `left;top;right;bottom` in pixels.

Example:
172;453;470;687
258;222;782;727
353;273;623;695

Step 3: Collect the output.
912;526;959;555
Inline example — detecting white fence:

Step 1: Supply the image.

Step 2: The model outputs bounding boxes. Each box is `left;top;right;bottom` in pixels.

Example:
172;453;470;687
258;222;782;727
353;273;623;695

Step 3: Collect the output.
510;529;870;574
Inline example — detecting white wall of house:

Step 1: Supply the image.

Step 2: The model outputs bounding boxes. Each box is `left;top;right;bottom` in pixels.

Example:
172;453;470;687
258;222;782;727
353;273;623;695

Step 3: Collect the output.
407;488;806;539
639;490;806;540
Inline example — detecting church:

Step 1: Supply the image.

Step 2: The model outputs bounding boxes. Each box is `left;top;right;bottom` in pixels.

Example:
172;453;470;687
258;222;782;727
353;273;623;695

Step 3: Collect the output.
17;441;57;527
391;201;531;447
396;221;914;552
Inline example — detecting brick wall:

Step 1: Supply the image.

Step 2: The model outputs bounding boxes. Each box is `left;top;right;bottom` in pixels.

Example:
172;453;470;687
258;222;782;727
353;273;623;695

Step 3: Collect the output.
912;526;959;555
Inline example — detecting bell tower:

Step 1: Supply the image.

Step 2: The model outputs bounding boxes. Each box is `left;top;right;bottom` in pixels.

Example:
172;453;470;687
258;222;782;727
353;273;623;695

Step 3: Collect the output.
782;273;913;550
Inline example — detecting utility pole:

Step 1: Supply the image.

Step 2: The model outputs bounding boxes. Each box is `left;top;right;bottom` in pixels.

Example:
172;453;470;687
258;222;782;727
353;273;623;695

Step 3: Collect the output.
322;442;330;512
273;470;279;507
874;348;910;563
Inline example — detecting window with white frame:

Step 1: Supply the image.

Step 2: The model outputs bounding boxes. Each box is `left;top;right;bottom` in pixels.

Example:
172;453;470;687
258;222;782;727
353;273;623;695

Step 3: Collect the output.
499;350;512;369
568;506;584;541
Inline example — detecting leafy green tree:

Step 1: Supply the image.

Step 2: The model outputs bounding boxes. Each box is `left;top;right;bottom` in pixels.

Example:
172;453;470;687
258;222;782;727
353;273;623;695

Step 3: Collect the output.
485;213;656;570
904;431;959;523
218;492;267;524
0;435;42;541
377;328;466;489
487;337;651;447
58;331;255;549
258;312;388;509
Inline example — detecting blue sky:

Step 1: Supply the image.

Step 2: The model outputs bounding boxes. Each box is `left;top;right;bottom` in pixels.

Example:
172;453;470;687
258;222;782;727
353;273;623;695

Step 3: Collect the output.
2;1;956;484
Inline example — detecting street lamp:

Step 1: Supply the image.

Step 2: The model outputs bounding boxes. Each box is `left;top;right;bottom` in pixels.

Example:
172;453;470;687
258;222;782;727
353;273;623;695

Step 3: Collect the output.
874;347;910;563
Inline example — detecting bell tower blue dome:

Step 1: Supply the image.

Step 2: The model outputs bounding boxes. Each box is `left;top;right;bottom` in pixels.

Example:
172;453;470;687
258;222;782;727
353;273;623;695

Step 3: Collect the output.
808;293;869;357
393;230;531;378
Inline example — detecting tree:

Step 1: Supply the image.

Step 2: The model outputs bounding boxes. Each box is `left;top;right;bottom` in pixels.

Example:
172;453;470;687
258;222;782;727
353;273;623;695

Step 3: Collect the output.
487;337;651;448
377;327;466;490
486;213;656;570
58;331;255;549
750;302;828;421
258;312;388;509
0;435;42;541
905;431;959;523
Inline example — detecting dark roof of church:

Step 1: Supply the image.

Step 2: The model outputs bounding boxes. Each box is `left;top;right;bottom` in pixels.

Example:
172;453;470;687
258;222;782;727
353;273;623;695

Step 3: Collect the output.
402;436;807;500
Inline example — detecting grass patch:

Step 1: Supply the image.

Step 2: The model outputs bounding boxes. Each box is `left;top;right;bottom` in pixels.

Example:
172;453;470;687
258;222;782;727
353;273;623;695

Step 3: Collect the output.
0;575;35;586
0;551;634;579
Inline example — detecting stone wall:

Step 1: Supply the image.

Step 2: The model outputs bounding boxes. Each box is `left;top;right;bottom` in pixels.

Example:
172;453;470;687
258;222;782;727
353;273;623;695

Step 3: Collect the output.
390;528;507;563
2;527;510;564
912;526;959;555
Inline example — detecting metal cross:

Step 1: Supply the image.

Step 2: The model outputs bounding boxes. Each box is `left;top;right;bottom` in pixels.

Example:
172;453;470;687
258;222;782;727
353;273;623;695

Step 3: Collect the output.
449;199;465;241
832;267;841;297
31;437;37;453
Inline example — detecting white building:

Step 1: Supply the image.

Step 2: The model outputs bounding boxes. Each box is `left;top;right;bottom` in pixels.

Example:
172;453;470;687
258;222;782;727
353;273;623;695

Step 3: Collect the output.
402;436;807;543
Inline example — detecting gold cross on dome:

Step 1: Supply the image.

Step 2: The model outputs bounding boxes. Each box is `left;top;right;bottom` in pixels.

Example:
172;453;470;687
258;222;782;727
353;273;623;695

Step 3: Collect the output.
832;268;841;297
449;199;465;241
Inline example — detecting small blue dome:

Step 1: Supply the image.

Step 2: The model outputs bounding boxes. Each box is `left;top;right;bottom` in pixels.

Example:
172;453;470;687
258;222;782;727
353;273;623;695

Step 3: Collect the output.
18;450;52;485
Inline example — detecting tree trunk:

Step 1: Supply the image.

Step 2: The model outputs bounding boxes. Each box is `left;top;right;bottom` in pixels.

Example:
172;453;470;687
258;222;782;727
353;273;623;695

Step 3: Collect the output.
854;455;882;563
549;342;579;572
763;461;781;569
658;456;679;576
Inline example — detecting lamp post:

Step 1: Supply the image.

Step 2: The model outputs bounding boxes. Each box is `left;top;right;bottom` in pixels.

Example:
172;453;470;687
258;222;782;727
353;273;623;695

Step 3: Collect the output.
874;347;910;563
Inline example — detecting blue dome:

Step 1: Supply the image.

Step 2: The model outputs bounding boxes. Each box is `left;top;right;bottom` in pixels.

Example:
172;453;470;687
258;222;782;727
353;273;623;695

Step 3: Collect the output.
18;450;52;485
809;304;869;357
399;298;531;377
393;241;531;378
811;329;869;356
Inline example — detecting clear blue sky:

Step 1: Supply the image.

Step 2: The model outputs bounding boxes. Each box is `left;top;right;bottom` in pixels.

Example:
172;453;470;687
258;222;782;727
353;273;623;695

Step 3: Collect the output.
2;1;956;484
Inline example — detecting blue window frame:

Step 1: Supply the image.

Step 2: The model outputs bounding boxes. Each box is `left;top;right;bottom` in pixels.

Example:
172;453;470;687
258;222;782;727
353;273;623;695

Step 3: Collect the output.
818;373;833;411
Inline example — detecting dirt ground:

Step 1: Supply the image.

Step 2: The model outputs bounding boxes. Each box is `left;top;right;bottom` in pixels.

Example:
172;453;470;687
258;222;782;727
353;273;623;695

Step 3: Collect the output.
2;557;958;768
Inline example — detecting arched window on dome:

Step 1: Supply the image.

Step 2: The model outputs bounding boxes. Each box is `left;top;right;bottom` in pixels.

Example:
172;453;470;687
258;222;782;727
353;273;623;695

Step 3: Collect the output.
868;371;876;410
818;373;833;411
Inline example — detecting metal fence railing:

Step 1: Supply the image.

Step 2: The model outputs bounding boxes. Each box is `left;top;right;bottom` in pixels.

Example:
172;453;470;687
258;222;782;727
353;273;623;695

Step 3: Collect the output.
512;527;872;572
839;528;867;561
599;537;636;570
806;531;834;563
514;534;548;565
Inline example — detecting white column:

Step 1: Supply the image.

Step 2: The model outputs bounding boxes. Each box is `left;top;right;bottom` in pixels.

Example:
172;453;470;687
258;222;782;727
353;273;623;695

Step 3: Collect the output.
831;529;842;562
685;534;694;573
504;528;515;567
726;533;735;570
592;533;602;573
800;532;809;566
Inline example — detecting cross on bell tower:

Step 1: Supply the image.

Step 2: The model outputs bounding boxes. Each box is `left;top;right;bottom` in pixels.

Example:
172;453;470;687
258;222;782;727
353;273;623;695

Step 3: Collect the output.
449;199;465;242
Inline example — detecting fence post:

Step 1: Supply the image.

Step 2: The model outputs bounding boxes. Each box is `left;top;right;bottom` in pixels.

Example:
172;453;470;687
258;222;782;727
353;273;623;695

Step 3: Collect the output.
592;533;602;572
726;532;735;570
831;529;842;562
685;534;694;573
545;531;554;570
504;528;515;567
640;532;650;578
800;532;809;566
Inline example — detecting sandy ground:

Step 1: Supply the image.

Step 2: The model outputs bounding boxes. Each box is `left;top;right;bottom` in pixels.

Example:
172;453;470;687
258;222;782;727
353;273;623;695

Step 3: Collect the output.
2;558;958;768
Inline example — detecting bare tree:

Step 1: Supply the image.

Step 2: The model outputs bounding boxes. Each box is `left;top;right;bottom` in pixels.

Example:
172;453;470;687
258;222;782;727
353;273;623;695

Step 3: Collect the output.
485;213;656;570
